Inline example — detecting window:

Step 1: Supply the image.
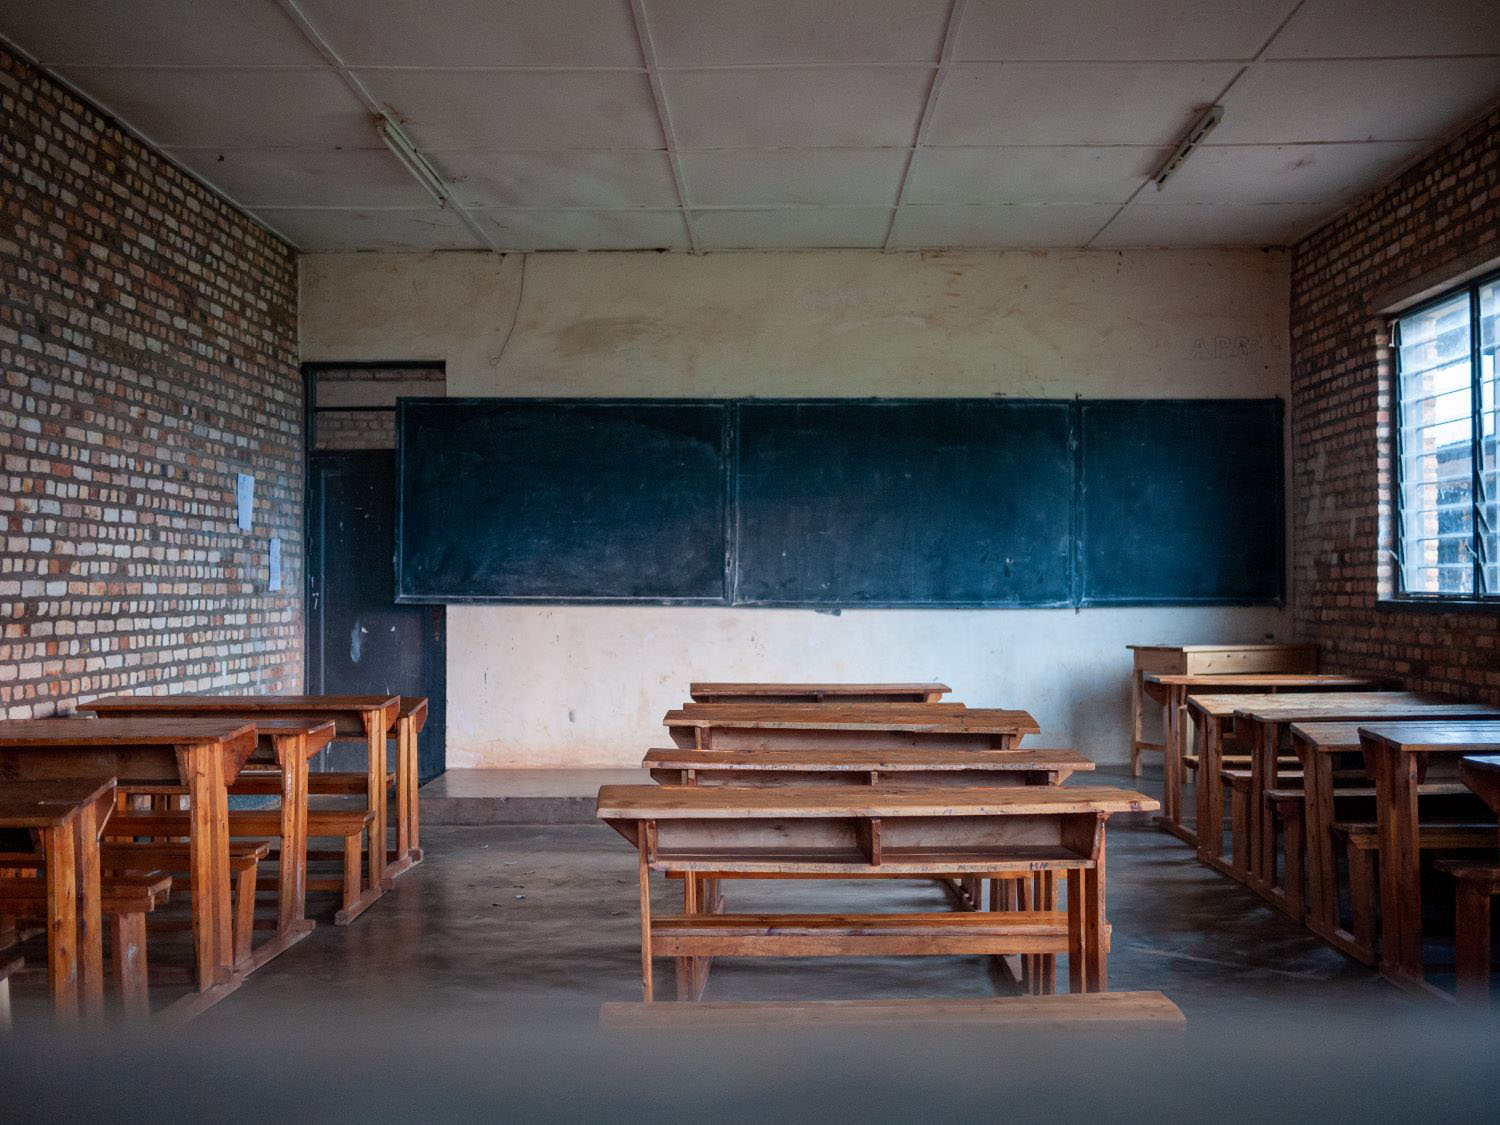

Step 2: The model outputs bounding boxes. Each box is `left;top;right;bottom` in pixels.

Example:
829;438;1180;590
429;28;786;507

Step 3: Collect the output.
1394;271;1500;598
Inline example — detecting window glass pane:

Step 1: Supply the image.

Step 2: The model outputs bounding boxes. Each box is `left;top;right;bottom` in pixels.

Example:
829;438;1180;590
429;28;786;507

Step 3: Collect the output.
1398;292;1473;594
1481;277;1499;592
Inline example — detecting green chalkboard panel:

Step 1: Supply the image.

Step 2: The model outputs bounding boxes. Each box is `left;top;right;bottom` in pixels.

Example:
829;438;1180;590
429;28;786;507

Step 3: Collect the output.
395;399;730;603
1078;399;1284;605
733;400;1074;606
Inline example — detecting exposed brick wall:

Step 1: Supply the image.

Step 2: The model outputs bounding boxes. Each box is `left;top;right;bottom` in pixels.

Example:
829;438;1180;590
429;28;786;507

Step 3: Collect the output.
0;46;302;717
310;365;445;451
1290;105;1500;694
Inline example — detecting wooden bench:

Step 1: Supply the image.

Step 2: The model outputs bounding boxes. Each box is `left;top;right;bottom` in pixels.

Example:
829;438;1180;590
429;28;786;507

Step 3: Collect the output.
664;704;1040;753
106;808;373;926
597;784;1157;1002
689;682;952;704
600;990;1185;1029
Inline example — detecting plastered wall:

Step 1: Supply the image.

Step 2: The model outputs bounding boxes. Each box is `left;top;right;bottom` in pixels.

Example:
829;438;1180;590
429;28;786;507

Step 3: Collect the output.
300;247;1293;767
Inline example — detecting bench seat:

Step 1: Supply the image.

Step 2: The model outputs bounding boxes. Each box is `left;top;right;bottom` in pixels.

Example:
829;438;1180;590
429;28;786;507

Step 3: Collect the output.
652;910;1073;957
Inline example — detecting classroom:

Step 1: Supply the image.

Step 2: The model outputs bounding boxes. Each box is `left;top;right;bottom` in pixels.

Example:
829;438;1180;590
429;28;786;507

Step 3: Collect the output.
0;0;1497;1114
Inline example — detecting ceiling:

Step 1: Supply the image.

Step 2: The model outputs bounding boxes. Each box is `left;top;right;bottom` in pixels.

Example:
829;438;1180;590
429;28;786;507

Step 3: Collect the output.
3;0;1498;252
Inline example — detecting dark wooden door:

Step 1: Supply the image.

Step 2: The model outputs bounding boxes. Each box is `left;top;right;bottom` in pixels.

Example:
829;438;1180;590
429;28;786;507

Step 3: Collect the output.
307;450;445;780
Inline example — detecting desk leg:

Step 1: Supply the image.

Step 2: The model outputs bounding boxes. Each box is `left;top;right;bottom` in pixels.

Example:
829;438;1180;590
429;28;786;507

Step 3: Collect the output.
676;874;708;1001
1161;687;1181;824
184;745;234;990
1302;747;1338;937
1246;720;1270;887
1377;747;1424;984
362;711;387;893
639;826;654;1003
73;801;105;1018
1130;668;1144;776
42;822;78;1020
1066;869;1084;993
1085;833;1107;993
396;719;414;863
1196;714;1225;862
276;734;310;931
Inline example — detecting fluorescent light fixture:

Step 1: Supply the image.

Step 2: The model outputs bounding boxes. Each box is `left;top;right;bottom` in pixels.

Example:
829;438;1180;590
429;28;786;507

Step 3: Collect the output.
1152;105;1223;191
376;114;451;207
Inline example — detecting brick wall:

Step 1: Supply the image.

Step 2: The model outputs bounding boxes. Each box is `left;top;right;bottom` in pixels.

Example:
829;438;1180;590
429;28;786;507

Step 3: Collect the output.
1290;104;1500;694
310;365;445;451
0;46;302;717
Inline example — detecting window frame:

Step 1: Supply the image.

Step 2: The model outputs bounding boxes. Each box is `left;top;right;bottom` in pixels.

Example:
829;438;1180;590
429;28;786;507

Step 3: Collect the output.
1390;267;1500;604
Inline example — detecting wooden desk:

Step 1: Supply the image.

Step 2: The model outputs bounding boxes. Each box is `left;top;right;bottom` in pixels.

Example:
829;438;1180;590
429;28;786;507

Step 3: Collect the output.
642;746;1094;788
1461;755;1500;820
689;682;952;704
1235;696;1500;892
664;704;1040;752
82;695;400;912
1144;673;1390;840
0;719;255;1000
1358;722;1500;991
1127;645;1317;776
597;784;1157;1001
0;777;114;1020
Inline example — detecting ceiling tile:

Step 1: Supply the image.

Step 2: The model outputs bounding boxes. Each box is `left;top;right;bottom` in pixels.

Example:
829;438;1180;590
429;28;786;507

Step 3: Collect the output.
433;151;679;208
954;0;1298;61
691;208;891;249
647;0;950;65
0;0;325;66
166;147;434;208
253;206;485;251
1266;0;1500;58
680;148;909;206
1214;58;1500;143
888;204;1118;248
927;62;1242;146
358;69;665;150
296;0;643;67
905;146;1151;204
476;209;691;250
663;66;931;148
57;67;376;149
1156;141;1426;204
1090;201;1331;246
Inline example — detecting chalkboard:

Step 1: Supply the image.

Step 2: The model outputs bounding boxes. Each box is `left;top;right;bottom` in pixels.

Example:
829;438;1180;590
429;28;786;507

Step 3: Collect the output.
395;399;729;602
734;400;1074;606
1078;399;1284;605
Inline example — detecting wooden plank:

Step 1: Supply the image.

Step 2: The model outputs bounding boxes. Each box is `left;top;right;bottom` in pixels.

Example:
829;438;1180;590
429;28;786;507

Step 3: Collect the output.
689;682;952;702
665;704;1036;734
598;784;1157;820
640;747;1092;772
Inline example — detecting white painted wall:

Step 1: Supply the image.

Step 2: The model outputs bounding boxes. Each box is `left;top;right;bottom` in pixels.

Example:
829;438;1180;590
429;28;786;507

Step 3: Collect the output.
300;248;1293;767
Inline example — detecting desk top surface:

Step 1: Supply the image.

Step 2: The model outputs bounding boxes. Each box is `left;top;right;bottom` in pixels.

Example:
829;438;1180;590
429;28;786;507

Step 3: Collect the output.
1148;673;1386;688
597;784;1156;819
1358;721;1500;754
689;682;951;698
1186;691;1477;719
664;704;1039;734
0;777;116;828
0;717;255;747
641;747;1093;772
1129;643;1316;654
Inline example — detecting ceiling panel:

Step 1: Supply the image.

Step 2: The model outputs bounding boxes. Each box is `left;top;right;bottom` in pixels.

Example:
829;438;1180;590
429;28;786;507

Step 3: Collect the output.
166;147;433;208
905;146;1151;204
253;206;485;251
646;0;949;65
359;68;665;150
434;150;680;209
663;66;932;149
680;148;909;206
1091;201;1331;246
56;66;376;149
888;203;1119;248
691;208;891;248
927;62;1241;147
0;0;324;66
476;208;691;250
1213;58;1500;143
954;0;1298;61
296;0;643;68
1266;0;1500;58
1156;140;1426;204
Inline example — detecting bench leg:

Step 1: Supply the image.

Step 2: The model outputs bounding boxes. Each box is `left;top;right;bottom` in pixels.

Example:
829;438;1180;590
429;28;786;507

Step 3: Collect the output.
1066;869;1084;994
1346;841;1378;964
1085;845;1107;993
1282;804;1304;921
110;912;149;1020
638;831;653;1004
1129;670;1143;777
1454;878;1492;1004
1229;782;1249;878
1037;872;1057;995
233;861;258;967
675;875;708;1002
342;834;363;916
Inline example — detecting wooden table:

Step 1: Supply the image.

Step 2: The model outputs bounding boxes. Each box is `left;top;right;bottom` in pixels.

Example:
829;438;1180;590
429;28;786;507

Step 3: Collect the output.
664;704;1040;752
689;682;952;704
1127;644;1318;776
1235;696;1500;891
82;695;401;912
1144;672;1391;840
1357;722;1500;991
0;719;255;1000
642;746;1093;788
597;784;1158;1001
0;777;115;1020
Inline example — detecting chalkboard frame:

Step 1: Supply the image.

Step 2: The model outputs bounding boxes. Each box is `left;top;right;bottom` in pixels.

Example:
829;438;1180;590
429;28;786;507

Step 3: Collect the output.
393;396;1285;609
393;397;735;606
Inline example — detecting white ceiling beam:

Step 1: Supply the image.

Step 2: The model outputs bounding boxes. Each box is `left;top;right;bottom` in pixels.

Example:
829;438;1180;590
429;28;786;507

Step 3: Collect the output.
629;1;700;252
